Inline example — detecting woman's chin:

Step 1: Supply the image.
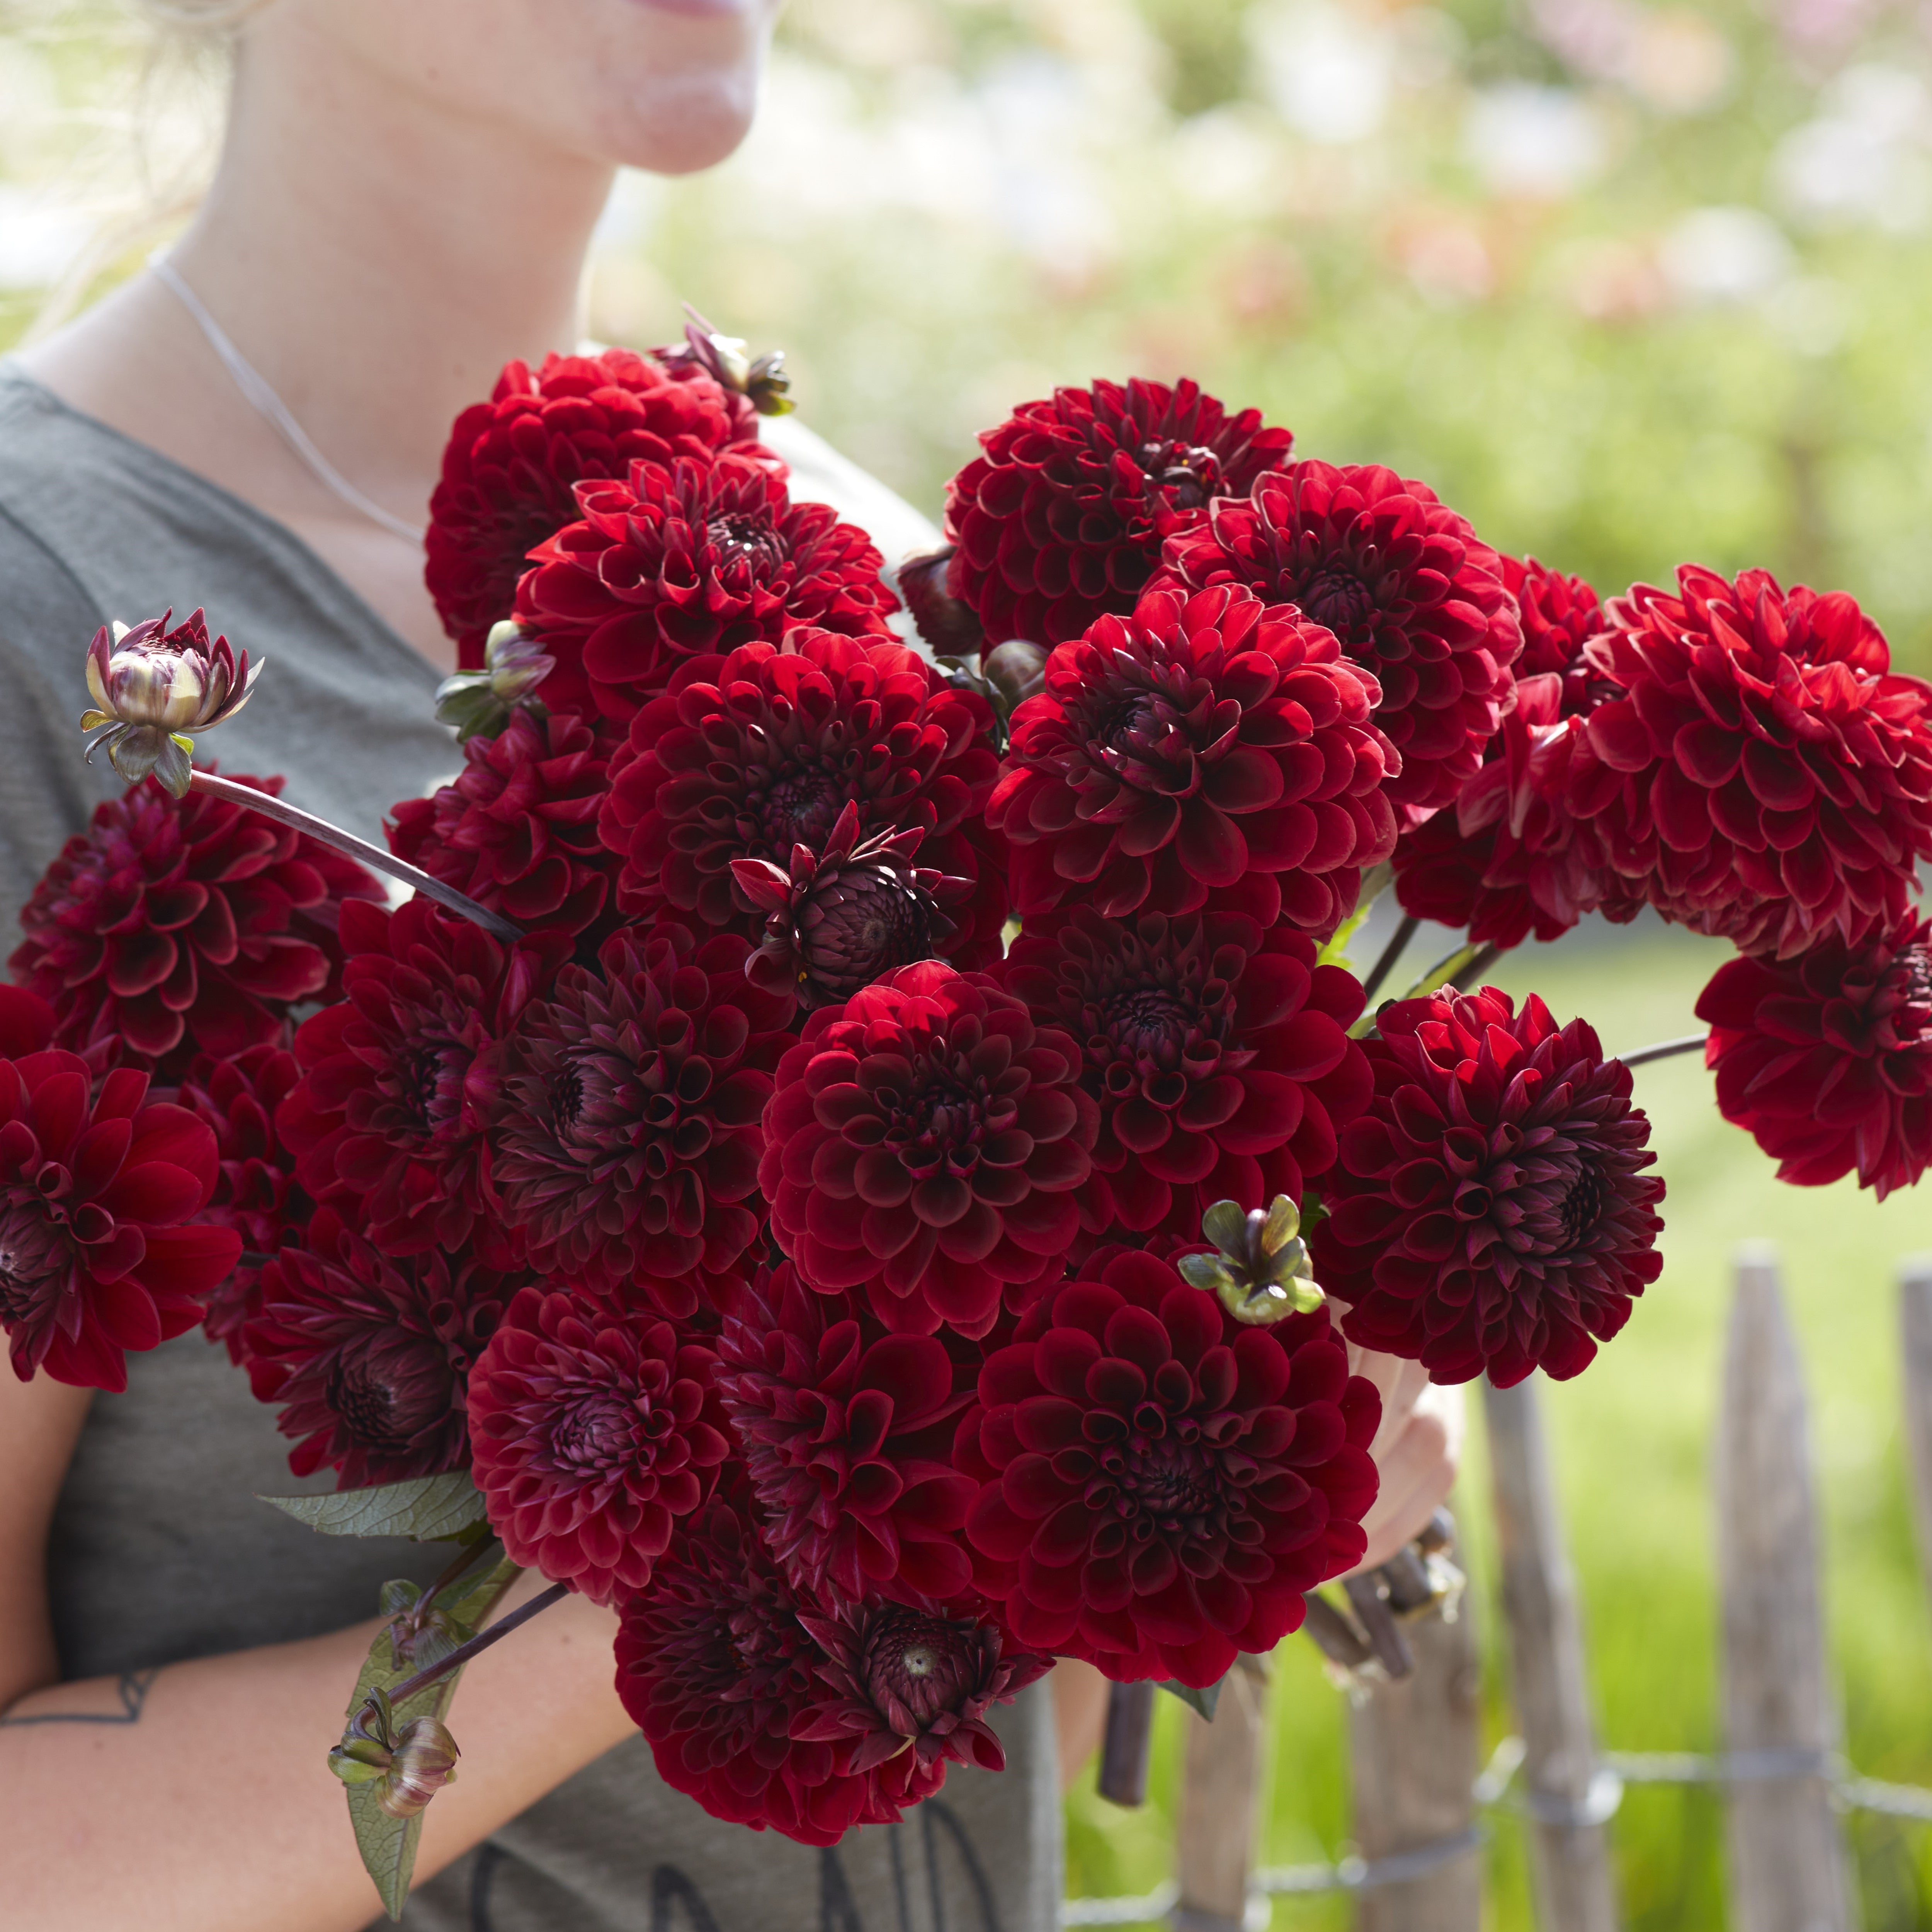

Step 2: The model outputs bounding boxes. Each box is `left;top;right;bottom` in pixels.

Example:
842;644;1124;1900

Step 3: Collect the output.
600;69;763;175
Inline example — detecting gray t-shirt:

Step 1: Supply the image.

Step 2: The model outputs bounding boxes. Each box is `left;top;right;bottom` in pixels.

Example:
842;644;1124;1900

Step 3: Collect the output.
0;364;1060;1932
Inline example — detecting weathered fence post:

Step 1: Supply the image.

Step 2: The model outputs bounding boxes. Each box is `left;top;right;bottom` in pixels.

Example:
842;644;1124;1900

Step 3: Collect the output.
1717;1246;1857;1932
1347;1537;1483;1932
1896;1257;1932;1611
1483;1374;1622;1932
1173;1654;1270;1932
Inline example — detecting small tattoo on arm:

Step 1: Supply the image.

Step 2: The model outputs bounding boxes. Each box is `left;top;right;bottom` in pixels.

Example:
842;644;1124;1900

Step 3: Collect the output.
0;1667;158;1727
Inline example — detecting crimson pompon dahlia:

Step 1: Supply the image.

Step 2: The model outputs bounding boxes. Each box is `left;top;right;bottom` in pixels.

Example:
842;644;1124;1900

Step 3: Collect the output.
276;898;547;1263
512;455;899;723
714;1262;979;1604
1314;986;1665;1387
176;1043;306;1362
598;628;1006;962
615;1494;883;1845
490;925;793;1290
1158;462;1521;818
466;1284;731;1602
388;709;618;939
761;962;1096;1338
941;377;1293;647
1562;566;1932;958
241;1207;518;1488
427;348;772;663
0;1042;240;1391
1393;558;1633;946
985;583;1398;932
10;774;383;1077
1697;915;1932;1199
998;907;1372;1239
956;1247;1380;1688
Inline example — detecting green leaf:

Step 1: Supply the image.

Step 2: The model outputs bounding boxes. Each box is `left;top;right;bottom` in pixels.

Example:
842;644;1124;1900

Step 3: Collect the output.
342;1555;520;1919
1158;1675;1223;1721
260;1471;489;1543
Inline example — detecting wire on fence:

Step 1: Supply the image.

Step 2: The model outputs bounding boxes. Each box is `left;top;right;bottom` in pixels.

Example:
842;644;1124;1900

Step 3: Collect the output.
1058;1736;1932;1925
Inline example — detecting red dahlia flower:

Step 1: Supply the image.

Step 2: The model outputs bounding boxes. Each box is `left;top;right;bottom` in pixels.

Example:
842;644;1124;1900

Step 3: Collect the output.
943;377;1293;647
276;899;546;1262
513;456;898;723
1158;463;1520;818
0;1047;238;1391
241;1208;517;1487
599;629;1005;962
714;1263;978;1604
957;1248;1380;1687
426;348;770;663
1697;915;1932;1199
1562;566;1932;958
388;709;618;938
1315;986;1665;1387
761;962;1097;1338
999;907;1372;1239
615;1495;883;1845
986;584;1398;932
796;1600;1048;1791
10;774;383;1078
491;925;792;1290
176;1044;306;1362
467;1284;730;1602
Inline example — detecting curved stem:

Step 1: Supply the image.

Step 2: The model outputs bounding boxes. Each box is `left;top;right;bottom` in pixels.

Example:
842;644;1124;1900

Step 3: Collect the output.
1447;943;1502;993
1617;1032;1709;1070
189;770;521;944
1361;913;1419;1005
382;1581;569;1709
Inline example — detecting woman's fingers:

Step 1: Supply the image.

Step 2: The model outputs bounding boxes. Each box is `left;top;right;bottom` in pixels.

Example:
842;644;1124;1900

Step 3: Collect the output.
1349;1381;1463;1573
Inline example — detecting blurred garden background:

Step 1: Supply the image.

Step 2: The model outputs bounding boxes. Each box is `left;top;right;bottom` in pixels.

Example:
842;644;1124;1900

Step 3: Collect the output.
4;0;1932;1925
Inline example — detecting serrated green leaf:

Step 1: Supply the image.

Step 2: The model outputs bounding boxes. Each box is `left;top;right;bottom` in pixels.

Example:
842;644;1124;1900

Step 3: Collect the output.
1158;1675;1223;1721
343;1555;520;1919
260;1471;488;1543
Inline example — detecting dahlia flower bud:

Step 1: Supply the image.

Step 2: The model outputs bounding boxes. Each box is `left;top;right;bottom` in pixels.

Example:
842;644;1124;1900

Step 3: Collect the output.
432;621;556;742
733;801;967;1011
329;1692;460;1819
80;610;260;796
981;640;1048;716
898;547;986;660
1179;1195;1324;1324
658;307;794;416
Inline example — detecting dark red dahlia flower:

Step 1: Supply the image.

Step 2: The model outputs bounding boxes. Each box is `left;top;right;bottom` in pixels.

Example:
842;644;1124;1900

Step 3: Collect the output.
986;584;1398;932
241;1207;517;1487
796;1599;1048;1793
388;709;618;938
1561;566;1932;958
427;349;770;663
1000;907;1373;1240
491;925;792;1290
1392;558;1634;947
943;377;1293;648
1158;463;1520;818
1314;985;1665;1387
10;774;384;1078
0;1049;239;1390
467;1284;730;1601
175;1044;307;1362
512;456;898;723
598;628;1006;962
761;962;1097;1338
956;1248;1379;1687
276;898;546;1262
1697;915;1932;1199
615;1495;882;1845
714;1262;979;1604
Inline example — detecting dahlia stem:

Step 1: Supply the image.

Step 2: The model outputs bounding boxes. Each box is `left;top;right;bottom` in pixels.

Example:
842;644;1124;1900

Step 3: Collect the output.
1361;914;1420;1003
187;771;522;945
1447;943;1502;993
1097;1680;1156;1808
382;1580;569;1709
1397;937;1503;1003
1618;1031;1709;1070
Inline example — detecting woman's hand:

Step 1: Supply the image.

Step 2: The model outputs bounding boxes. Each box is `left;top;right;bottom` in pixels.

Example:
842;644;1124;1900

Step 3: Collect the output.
1345;1345;1464;1575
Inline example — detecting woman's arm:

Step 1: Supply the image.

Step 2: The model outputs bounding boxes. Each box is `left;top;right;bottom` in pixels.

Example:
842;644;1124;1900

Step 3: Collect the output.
0;1373;633;1932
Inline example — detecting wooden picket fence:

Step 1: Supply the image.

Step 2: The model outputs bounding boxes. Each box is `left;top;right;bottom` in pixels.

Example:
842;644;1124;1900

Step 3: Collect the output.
1064;1248;1932;1932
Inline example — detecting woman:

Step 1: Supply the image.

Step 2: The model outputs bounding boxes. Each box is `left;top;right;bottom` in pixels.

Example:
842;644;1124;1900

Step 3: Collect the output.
0;5;1460;1929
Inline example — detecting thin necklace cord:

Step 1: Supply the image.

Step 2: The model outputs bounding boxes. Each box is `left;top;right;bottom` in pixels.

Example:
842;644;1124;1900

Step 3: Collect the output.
148;253;427;546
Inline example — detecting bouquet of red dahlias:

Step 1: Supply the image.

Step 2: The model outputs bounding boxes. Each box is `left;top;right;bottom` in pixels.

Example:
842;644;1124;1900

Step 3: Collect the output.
12;320;1930;1916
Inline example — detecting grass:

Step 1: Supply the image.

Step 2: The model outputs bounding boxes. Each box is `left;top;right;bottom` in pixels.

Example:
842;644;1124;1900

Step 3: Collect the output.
1062;917;1932;1930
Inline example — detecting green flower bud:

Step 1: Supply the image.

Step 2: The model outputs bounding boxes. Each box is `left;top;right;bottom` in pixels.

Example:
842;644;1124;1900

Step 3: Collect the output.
1177;1194;1326;1324
328;1688;460;1818
434;621;556;742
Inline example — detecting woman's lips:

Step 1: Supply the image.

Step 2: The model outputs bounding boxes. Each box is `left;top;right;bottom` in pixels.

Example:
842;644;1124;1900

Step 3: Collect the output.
623;0;753;16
